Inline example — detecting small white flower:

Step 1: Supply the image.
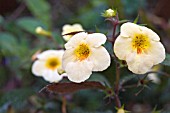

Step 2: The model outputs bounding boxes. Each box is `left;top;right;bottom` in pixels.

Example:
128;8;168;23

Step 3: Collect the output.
114;22;165;74
32;50;65;83
62;32;111;83
62;24;84;41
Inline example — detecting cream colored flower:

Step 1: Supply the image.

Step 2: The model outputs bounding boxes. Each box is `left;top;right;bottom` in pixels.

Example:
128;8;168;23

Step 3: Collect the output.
32;50;65;83
114;22;165;74
62;32;111;83
62;24;84;41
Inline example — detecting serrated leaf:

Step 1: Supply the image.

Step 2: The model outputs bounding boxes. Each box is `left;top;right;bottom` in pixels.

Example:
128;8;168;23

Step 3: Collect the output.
16;17;46;34
25;0;51;28
161;54;170;66
43;81;107;94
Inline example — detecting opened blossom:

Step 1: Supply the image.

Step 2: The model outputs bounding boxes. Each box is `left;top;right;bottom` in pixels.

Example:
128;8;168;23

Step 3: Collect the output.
62;32;111;83
32;50;65;83
114;22;165;74
62;24;84;41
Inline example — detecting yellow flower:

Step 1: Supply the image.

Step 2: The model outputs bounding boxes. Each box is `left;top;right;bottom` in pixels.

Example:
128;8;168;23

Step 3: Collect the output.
62;24;84;41
114;22;165;74
32;50;66;83
62;32;111;83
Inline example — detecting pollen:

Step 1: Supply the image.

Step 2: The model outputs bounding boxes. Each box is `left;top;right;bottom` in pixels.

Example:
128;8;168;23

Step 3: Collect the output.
132;34;150;54
46;57;61;70
74;43;91;61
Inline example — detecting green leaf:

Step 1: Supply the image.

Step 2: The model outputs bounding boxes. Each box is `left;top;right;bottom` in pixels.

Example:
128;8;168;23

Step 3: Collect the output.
16;17;46;34
25;0;51;28
118;19;129;24
88;73;111;87
52;32;64;46
133;14;139;24
42;81;107;94
161;54;170;66
95;25;100;33
0;88;35;109
0;33;18;55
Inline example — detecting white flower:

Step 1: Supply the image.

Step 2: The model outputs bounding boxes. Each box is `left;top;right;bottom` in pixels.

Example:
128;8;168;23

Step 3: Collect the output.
32;50;66;83
114;22;165;74
62;32;111;83
62;24;84;41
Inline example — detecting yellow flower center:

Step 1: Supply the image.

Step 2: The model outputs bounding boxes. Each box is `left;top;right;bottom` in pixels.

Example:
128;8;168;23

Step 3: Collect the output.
132;34;150;54
74;43;91;61
46;57;61;70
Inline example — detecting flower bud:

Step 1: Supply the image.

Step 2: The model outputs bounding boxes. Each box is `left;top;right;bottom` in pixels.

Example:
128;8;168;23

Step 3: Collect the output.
102;8;117;18
117;108;125;113
35;26;51;37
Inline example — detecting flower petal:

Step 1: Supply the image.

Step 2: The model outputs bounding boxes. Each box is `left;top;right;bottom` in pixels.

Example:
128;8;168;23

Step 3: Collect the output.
114;35;133;60
65;60;93;83
86;33;107;47
32;60;46;76
62;24;84;41
42;69;63;83
126;52;154;74
37;50;64;60
120;22;141;37
72;24;84;30
65;32;87;49
89;46;111;71
62;24;72;31
147;41;165;64
141;26;160;41
62;49;76;69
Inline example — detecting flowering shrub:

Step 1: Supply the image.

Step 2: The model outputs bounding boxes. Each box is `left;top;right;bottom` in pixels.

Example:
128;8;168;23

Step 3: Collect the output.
1;1;170;113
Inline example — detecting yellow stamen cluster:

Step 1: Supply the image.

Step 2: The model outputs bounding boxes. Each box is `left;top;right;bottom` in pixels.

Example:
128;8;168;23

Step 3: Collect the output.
74;43;91;61
132;34;150;54
46;57;61;70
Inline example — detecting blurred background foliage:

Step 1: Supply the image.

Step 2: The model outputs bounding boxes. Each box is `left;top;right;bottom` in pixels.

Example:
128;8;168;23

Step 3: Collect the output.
0;0;170;113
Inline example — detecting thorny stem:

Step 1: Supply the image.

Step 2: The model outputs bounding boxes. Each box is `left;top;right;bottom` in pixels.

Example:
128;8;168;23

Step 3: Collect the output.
62;96;67;113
